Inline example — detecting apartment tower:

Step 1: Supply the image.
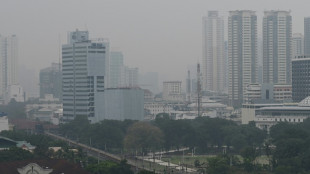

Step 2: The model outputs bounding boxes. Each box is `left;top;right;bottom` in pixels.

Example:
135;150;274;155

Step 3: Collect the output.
228;10;257;107
202;11;225;93
263;10;292;84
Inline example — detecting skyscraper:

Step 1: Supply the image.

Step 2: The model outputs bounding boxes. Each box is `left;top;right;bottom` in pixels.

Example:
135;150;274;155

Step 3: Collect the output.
62;30;109;123
263;10;292;84
121;67;139;87
40;63;62;99
292;33;304;59
292;56;310;102
0;35;18;101
228;10;257;107
304;17;310;56
202;11;225;93
109;51;124;88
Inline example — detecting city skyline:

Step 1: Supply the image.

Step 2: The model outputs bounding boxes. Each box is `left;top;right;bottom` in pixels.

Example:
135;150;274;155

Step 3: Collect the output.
1;0;309;85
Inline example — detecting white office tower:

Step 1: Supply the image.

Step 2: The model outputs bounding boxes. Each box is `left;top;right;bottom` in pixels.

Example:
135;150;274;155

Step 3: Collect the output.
0;35;18;101
263;10;292;84
202;11;225;93
292;33;304;59
62;30;109;123
228;11;257;107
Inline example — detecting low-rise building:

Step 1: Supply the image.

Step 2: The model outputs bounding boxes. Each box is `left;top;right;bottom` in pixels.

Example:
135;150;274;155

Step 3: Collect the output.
162;81;184;103
0;113;9;132
244;83;292;104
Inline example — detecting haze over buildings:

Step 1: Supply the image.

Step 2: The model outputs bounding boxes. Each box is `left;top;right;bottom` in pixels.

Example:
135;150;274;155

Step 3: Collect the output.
202;11;225;93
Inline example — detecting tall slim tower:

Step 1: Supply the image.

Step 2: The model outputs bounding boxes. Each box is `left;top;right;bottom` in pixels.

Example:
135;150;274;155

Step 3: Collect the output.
263;10;292;84
292;33;304;59
304;17;310;56
228;10;257;107
202;11;225;93
109;51;124;88
0;35;18;100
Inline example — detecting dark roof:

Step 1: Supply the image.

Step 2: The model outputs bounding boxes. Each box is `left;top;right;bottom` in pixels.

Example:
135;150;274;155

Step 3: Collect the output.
10;119;58;130
0;159;90;174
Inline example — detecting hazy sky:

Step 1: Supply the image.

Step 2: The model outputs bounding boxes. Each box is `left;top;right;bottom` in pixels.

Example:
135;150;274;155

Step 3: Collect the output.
0;0;308;83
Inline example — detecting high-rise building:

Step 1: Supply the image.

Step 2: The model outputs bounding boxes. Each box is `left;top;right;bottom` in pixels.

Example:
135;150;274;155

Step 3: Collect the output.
62;30;109;123
292;33;304;59
109;51;124;88
202;11;225;93
292;56;310;102
228;10;257;107
121;67;139;87
39;63;62;99
0;35;18;100
304;17;310;56
263;10;292;84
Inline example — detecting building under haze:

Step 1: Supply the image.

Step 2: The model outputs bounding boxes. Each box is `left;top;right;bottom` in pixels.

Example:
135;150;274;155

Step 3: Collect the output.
292;56;310;102
103;88;144;120
62;30;109;123
263;10;292;85
109;51;124;88
202;11;225;93
0;35;18;102
162;81;184;102
292;33;304;59
39;63;62;99
121;67;139;87
304;17;310;56
228;10;257;107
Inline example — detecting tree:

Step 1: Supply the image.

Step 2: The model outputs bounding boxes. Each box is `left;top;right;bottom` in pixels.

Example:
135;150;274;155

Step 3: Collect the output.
206;156;229;174
124;122;164;152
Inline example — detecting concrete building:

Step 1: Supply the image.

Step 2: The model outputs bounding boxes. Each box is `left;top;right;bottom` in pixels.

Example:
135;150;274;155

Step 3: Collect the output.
62;30;109;123
228;10;257;107
144;102;174;116
0;35;18;101
263;10;292;85
5;84;24;103
304;17;310;56
0;113;9;132
162;81;184;102
121;67;139;87
255;97;310;131
241;103;283;124
202;11;225;93
292;33;304;58
109;51;124;88
103;88;144;120
39;63;62;99
244;83;292;103
292;56;310;102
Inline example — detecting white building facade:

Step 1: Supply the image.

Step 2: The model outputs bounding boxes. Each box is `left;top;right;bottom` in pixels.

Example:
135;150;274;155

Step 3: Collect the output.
62;30;109;123
162;81;184;102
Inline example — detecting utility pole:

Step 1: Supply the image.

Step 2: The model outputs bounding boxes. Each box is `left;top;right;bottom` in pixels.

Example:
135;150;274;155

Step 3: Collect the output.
197;63;202;117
